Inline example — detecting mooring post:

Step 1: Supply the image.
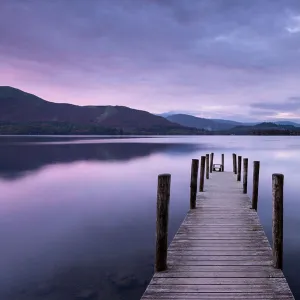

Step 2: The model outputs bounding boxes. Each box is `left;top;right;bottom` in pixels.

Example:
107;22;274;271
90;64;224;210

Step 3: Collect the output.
237;155;242;181
199;156;205;192
155;174;171;272
233;153;237;174
205;154;209;179
190;159;199;209
272;173;284;269
243;158;248;194
221;154;224;172
252;161;260;210
210;153;214;173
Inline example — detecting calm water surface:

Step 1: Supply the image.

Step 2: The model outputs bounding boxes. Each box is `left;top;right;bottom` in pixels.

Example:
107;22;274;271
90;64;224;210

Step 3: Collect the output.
0;135;299;299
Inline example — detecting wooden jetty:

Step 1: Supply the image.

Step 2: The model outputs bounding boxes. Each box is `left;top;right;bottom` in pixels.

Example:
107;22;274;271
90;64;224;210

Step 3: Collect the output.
141;154;295;299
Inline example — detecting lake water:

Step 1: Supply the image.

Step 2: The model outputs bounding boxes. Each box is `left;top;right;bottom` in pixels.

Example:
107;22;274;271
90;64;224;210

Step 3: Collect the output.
0;135;299;299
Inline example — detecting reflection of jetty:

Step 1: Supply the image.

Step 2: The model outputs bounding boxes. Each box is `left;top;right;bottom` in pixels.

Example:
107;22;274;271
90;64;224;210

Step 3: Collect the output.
141;153;295;299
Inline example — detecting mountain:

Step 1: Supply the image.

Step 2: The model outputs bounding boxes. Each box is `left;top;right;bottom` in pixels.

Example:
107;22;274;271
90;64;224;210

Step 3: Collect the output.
166;114;238;131
214;122;300;135
274;121;300;127
211;119;243;126
163;113;300;131
0;86;204;135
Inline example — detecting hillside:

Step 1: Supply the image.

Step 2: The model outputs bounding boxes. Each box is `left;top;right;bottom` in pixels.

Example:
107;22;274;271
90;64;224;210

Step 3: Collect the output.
0;87;204;135
214;122;300;135
164;113;300;131
166;114;238;131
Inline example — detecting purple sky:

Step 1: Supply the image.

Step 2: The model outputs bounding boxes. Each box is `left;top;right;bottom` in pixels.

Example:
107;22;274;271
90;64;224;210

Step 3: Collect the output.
1;0;300;121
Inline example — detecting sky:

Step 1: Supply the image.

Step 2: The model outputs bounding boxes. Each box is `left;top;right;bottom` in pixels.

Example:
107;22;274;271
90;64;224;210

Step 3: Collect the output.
1;0;300;121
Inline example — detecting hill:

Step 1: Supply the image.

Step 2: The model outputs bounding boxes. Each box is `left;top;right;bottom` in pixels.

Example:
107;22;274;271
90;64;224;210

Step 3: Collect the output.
0;86;205;135
166;114;238;131
274;121;300;127
214;122;300;135
163;113;300;131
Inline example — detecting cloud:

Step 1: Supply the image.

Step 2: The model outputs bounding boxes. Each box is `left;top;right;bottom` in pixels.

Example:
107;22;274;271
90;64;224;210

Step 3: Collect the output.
0;0;300;120
286;15;300;33
251;97;300;112
249;97;300;121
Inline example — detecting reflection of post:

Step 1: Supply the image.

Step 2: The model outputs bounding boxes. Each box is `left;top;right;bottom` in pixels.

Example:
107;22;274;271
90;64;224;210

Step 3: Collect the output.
190;159;199;209
210;153;214;173
206;154;209;179
243;158;248;194
272;173;284;270
233;153;237;174
199;156;205;192
237;156;242;181
155;174;171;272
252;161;260;210
221;154;224;172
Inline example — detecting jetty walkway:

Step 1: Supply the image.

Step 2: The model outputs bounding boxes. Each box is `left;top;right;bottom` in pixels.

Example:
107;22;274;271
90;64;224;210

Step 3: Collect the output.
141;154;295;299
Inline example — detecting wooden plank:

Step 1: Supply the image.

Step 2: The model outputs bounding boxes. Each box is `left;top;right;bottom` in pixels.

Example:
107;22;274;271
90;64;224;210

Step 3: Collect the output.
167;260;274;266
148;284;289;294
165;265;287;272
140;171;295;299
151;277;288;285
142;292;294;299
167;255;273;261
154;271;284;278
145;284;292;293
170;242;271;246
168;250;272;256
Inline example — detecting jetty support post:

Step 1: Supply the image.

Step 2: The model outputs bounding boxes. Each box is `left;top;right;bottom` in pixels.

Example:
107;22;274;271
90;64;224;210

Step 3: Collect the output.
243;158;248;194
206;154;209;179
155;174;171;272
233;153;237;174
252;161;260;210
221;153;225;172
199;156;205;192
190;159;199;209
237;155;242;181
210;153;214;173
272;173;284;269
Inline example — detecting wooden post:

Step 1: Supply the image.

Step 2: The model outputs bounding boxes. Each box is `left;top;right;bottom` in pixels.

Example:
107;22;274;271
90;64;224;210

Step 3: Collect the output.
237;156;242;181
243;158;248;194
272;173;284;269
233;153;237;174
155;174;171;272
199;156;205;192
210;153;214;173
205;154;209;179
252;161;260;210
221;154;224;172
190;159;199;209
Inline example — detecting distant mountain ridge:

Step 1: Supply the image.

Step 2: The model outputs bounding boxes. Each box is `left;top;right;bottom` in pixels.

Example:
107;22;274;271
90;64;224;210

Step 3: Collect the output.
166;114;242;131
164;113;300;130
214;122;300;135
0;86;203;135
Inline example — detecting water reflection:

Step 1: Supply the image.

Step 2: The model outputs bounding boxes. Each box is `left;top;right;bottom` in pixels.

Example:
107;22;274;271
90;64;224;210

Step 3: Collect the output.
0;136;299;299
0;140;204;179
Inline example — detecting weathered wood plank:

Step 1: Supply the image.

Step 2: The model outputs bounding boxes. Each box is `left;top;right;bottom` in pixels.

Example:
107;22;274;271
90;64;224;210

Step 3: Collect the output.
167;255;273;261
168;250;271;256
146;283;292;293
165;265;287;272
154;271;284;278
167;260;274;266
143;292;294;299
151;277;288;285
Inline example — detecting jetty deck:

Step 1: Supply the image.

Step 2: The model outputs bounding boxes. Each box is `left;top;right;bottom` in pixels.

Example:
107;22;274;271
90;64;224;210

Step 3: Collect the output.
141;171;295;299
